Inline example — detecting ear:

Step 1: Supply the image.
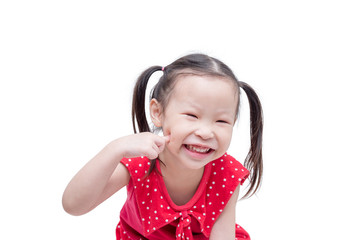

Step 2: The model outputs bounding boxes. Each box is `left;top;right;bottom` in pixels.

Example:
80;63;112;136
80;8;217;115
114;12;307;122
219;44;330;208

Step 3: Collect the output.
149;98;163;127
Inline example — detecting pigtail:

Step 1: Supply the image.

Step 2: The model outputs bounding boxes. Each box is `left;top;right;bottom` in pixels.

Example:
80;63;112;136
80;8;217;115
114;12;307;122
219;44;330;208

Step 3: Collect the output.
132;66;162;133
238;81;263;198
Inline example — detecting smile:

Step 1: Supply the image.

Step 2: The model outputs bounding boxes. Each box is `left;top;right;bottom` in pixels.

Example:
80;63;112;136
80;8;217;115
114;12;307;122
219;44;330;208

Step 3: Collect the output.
185;144;212;153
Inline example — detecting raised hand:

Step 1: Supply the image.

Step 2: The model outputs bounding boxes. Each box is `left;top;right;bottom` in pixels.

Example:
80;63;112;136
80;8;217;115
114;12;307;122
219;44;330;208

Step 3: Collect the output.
118;132;170;160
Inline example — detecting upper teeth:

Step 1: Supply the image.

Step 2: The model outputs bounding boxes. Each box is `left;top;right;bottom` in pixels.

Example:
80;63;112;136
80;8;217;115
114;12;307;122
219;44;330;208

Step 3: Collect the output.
187;145;210;153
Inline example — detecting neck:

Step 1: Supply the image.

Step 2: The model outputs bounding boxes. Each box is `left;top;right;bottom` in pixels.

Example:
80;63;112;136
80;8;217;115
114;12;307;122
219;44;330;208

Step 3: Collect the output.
157;149;205;205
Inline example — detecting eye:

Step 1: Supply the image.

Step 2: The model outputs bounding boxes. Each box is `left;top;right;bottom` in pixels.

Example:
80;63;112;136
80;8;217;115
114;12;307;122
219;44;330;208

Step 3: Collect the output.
216;120;230;124
185;113;198;119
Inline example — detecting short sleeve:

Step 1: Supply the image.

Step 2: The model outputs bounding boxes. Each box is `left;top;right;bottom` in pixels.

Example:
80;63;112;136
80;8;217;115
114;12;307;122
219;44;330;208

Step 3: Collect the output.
120;156;151;179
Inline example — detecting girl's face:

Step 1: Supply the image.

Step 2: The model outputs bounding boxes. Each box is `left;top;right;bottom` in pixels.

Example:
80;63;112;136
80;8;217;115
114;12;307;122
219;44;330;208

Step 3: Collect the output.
151;74;238;170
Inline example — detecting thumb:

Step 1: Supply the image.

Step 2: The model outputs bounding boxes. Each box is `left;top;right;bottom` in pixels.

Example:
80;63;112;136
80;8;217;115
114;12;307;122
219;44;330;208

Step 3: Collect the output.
156;135;170;153
163;135;170;143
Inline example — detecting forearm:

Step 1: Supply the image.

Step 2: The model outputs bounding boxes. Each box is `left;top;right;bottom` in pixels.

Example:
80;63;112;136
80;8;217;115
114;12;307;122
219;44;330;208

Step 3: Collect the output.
62;133;168;216
209;220;235;240
209;185;239;240
62;139;125;215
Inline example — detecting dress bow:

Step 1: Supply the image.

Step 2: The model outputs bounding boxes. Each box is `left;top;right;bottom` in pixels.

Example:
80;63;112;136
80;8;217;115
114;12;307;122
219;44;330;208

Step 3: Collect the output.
175;210;200;240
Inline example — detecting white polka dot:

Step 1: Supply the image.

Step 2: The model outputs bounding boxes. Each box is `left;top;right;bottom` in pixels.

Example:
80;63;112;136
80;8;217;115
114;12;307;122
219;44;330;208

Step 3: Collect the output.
223;178;226;181
139;164;142;167
213;172;216;175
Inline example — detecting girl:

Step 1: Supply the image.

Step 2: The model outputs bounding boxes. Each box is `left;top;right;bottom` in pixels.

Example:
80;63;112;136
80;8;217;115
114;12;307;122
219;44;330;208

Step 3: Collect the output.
62;53;263;240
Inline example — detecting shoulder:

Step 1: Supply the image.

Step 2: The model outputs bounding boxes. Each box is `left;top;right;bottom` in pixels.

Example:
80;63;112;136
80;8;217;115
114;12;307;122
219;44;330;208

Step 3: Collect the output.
210;153;249;185
120;156;151;178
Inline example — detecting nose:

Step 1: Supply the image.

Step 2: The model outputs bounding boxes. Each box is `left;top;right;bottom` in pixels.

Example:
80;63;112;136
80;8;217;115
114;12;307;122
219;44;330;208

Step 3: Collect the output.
194;123;214;140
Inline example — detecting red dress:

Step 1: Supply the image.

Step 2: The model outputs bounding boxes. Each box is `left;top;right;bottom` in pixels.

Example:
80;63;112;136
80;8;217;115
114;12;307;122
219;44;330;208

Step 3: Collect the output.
116;153;250;240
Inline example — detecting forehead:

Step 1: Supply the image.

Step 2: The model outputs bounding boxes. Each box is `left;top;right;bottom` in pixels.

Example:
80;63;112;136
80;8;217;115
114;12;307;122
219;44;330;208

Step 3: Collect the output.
169;74;238;110
173;73;237;94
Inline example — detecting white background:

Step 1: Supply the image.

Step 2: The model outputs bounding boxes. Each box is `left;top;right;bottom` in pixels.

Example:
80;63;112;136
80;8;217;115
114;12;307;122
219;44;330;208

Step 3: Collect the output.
1;1;359;239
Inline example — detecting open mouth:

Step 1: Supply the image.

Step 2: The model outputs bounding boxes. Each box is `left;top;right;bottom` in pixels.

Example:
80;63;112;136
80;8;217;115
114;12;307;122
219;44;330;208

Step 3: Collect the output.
184;144;213;154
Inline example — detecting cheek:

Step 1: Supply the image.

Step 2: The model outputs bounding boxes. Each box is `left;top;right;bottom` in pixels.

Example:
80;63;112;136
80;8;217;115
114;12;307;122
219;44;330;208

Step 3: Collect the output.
163;124;188;148
162;127;171;137
220;129;233;148
162;119;189;138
